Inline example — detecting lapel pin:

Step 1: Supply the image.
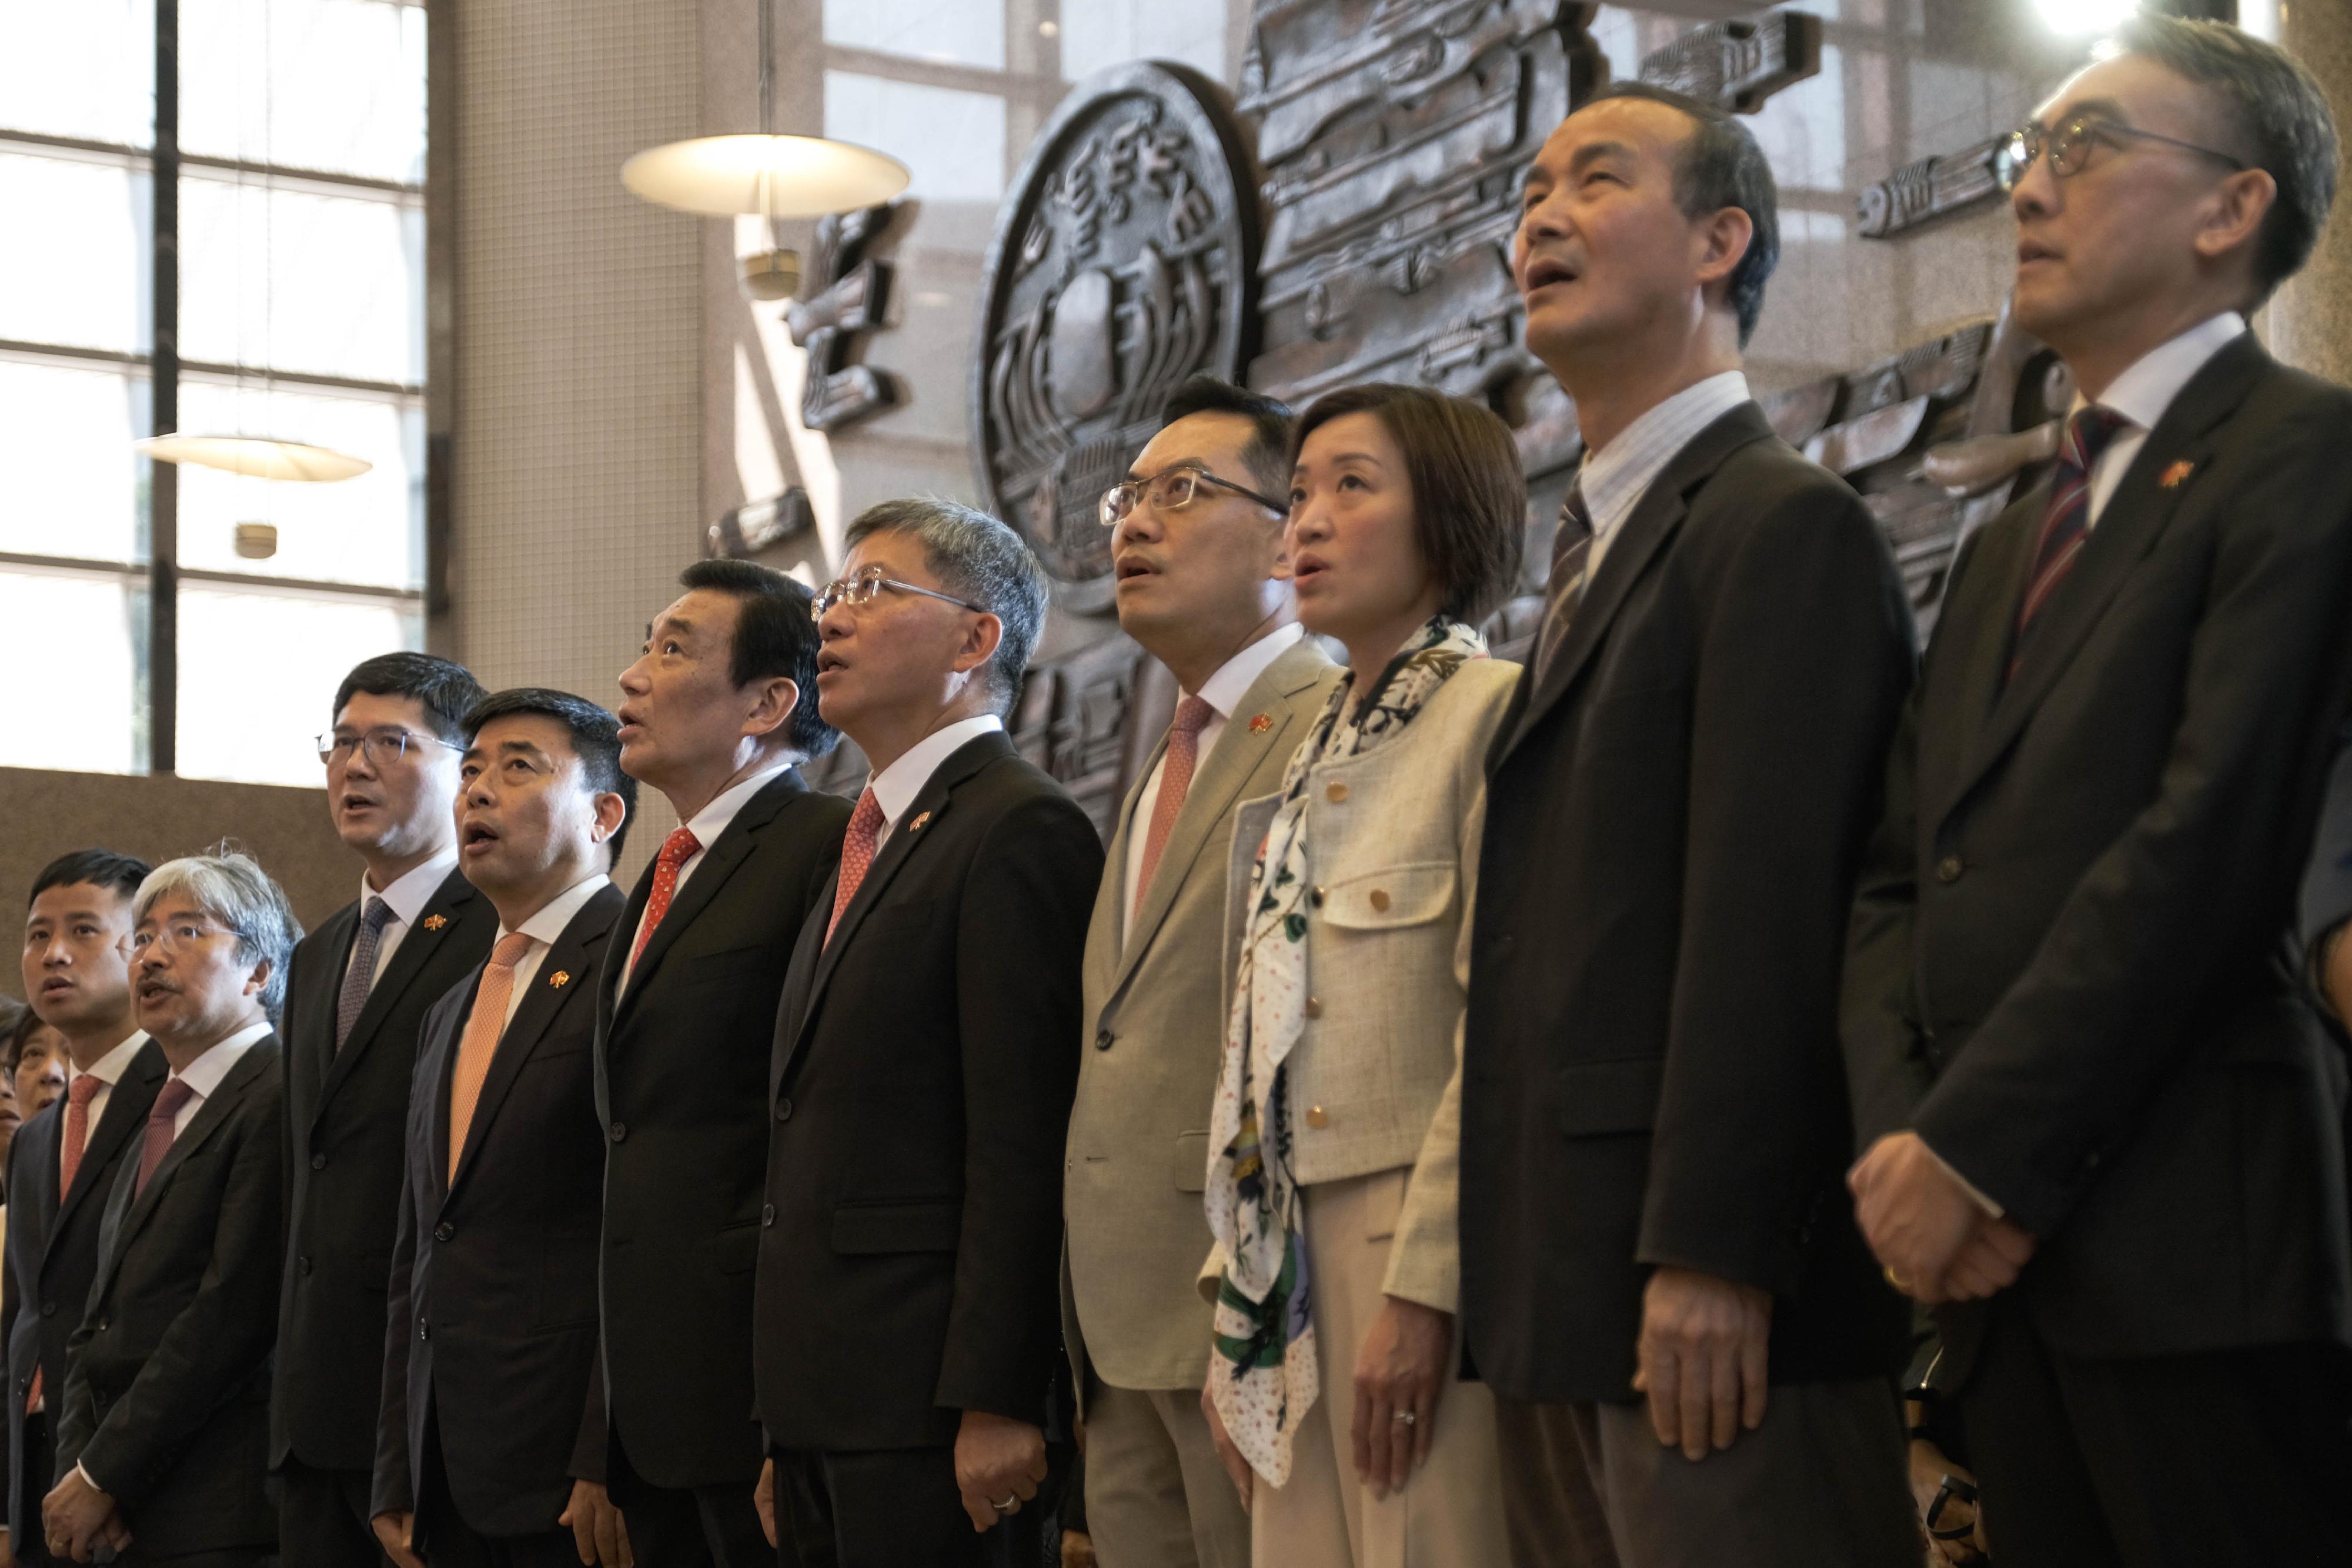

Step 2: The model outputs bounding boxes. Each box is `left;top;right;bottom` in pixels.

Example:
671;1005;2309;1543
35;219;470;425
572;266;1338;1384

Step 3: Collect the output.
422;914;447;931
1249;713;1272;734
549;970;571;988
2159;459;2196;489
908;811;933;833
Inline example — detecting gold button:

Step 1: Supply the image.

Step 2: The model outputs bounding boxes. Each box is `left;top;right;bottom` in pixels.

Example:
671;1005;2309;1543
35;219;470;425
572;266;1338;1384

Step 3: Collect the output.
1305;1106;1329;1129
1369;888;1391;912
1326;782;1349;803
1304;997;1323;1018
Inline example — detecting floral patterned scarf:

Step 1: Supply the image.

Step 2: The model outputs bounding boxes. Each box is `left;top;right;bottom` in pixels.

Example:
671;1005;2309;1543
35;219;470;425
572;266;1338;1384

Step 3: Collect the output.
1204;614;1489;1483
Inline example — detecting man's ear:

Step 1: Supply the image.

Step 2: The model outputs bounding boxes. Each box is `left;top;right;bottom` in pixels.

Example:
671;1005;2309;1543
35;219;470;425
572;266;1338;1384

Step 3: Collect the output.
590;791;629;848
245;957;273;999
1693;205;1755;293
742;676;800;741
953;613;1005;677
2193;166;2277;273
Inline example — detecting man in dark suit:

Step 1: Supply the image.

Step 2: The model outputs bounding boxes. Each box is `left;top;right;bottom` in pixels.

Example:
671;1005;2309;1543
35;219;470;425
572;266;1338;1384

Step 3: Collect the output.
371;688;637;1568
3;851;165;1568
1845;19;2352;1564
1459;84;1918;1568
596;559;851;1567
276;653;495;1568
754;499;1100;1565
41;849;299;1566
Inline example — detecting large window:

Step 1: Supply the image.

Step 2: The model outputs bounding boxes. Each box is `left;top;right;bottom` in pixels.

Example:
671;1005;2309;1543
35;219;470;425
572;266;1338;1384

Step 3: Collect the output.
0;0;427;786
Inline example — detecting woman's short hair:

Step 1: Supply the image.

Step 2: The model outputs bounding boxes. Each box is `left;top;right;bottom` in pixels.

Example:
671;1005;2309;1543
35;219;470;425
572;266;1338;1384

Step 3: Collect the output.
133;848;304;1023
1291;383;1527;626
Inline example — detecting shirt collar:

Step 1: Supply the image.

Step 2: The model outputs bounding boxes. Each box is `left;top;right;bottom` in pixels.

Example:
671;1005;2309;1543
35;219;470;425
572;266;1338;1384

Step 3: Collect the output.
362;850;459;928
1193;623;1304;721
683;760;797;850
172;1020;272;1101
868;715;1004;830
2076;311;2246;434
74;1030;150;1088
502;872;616;949
1580;370;1752;541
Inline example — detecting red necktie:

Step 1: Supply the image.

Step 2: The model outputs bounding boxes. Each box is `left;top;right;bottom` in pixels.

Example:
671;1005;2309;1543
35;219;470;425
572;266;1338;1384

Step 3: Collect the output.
825;788;886;945
448;933;534;1183
2010;404;2133;677
134;1078;199;1199
1132;696;1216;922
630;828;703;970
23;1074;106;1414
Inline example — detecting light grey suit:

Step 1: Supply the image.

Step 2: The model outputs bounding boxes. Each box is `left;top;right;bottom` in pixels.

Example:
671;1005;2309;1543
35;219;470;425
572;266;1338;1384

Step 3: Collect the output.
1064;633;1341;1566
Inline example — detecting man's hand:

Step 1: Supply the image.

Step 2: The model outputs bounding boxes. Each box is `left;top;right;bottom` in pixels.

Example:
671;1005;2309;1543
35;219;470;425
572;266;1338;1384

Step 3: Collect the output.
1;1523;19;1568
39;1468;127;1564
953;1409;1047;1534
1907;1435;1990;1564
1351;1295;1452;1497
1200;1374;1252;1510
1632;1266;1772;1460
754;1457;777;1548
1061;1528;1100;1567
371;1510;427;1568
1940;1216;2036;1302
2323;923;2352;1027
1850;1132;1995;1305
557;1478;632;1567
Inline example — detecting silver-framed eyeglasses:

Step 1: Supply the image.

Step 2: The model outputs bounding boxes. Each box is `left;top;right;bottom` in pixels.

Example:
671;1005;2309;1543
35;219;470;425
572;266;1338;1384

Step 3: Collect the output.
1994;112;2247;194
1100;463;1292;529
318;727;460;769
811;565;991;621
131;917;238;957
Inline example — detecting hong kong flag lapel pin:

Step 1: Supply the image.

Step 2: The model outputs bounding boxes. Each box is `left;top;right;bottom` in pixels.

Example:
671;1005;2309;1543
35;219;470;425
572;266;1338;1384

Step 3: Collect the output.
1249;713;1272;734
2159;459;2196;489
909;810;933;833
549;970;571;988
422;914;447;931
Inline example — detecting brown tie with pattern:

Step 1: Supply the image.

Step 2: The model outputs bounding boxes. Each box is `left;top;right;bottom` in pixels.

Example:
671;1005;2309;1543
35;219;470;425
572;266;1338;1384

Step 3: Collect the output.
1132;696;1217;924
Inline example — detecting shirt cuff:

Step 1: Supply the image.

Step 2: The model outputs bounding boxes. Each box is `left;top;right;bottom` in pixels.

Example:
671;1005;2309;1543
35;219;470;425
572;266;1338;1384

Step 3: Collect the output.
1922;1139;2004;1219
75;1460;107;1495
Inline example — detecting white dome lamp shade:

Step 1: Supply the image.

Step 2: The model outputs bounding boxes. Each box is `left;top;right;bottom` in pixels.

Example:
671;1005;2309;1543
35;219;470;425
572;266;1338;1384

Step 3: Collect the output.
135;434;373;483
620;134;909;219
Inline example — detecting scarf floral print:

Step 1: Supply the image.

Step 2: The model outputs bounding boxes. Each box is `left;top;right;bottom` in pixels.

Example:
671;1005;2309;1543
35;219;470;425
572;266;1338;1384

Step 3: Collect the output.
1204;614;1490;1483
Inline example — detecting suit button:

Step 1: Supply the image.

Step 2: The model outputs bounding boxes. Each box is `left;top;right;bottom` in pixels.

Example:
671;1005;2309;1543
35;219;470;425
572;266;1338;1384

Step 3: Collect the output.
418;1319;430;1340
297;1255;313;1276
610;1122;627;1143
775;1098;793;1123
311;1152;328;1171
1303;997;1323;1019
1936;855;1964;884
1368;888;1391;912
1095;1029;1115;1052
434;1223;455;1242
1305;1106;1329;1129
1311;887;1325;908
40;1301;54;1319
1325;783;1349;803
761;1203;776;1227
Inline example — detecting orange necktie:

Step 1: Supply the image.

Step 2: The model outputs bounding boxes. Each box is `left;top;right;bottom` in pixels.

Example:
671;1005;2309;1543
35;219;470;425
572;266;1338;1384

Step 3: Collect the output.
22;1074;104;1415
629;827;702;971
447;932;533;1183
1132;696;1215;922
825;788;886;945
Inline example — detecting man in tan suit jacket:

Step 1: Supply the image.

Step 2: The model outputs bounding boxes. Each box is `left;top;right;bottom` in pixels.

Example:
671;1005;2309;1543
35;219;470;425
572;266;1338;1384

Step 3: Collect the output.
1064;377;1341;1566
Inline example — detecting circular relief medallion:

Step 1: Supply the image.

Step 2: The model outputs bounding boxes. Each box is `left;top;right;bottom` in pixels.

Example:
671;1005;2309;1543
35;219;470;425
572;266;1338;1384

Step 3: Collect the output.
971;61;1260;612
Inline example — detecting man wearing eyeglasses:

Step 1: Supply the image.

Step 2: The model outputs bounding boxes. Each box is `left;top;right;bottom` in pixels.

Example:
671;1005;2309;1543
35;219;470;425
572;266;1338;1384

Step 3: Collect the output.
275;652;497;1568
752;499;1101;1565
1060;376;1336;1567
1843;16;2352;1562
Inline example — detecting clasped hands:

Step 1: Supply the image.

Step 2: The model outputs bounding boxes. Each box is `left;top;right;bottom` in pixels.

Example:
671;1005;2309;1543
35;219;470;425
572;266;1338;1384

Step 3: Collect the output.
38;1467;129;1564
1849;1131;2037;1305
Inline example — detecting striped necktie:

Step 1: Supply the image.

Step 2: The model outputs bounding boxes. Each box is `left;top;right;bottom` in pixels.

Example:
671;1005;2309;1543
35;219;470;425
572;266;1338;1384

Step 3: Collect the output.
334;897;394;1052
2010;404;2133;678
1534;480;1595;680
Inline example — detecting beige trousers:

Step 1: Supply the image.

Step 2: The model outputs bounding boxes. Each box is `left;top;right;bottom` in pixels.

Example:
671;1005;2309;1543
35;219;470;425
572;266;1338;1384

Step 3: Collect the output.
1250;1169;1512;1568
1085;1375;1254;1568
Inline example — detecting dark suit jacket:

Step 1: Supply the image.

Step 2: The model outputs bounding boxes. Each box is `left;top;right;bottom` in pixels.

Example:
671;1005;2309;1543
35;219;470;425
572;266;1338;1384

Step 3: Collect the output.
274;867;496;1476
595;769;850;1487
1461;402;1917;1405
1845;335;2352;1365
0;1039;166;1542
375;881;626;1536
57;1036;284;1558
756;731;1101;1452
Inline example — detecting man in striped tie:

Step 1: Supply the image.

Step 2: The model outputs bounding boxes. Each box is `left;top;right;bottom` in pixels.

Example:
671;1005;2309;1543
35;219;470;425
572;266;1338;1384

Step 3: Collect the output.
1843;15;2352;1562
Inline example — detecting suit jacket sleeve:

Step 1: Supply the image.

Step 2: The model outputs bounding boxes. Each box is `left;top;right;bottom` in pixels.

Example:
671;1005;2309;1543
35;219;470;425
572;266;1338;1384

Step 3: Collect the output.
72;1093;286;1509
0;1131;24;1529
371;1081;425;1519
935;792;1103;1423
1639;483;1915;1298
2296;714;2352;1022
1916;410;2352;1233
570;1334;607;1483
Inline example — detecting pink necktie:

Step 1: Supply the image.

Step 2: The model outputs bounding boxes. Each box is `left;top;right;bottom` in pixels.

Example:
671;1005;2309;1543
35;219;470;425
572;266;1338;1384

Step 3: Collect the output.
24;1074;105;1414
448;932;534;1183
133;1078;198;1199
826;788;887;945
1132;697;1216;921
630;828;702;969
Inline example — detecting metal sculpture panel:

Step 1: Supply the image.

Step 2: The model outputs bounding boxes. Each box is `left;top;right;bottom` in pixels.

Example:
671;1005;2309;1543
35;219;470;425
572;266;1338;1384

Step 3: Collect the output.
1638;9;1822;112
788;202;902;431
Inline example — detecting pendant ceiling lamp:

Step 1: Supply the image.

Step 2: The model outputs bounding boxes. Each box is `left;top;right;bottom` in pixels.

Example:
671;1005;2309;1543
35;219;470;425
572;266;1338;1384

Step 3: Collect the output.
136;435;372;482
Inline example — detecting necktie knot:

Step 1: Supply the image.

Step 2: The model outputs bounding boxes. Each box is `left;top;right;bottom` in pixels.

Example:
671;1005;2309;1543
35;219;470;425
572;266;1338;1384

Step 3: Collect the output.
2062;404;2133;474
846;787;885;839
1171;695;1215;737
1555;482;1594;556
360;895;393;934
148;1077;196;1134
825;790;887;945
68;1072;102;1109
487;931;533;971
656;827;701;871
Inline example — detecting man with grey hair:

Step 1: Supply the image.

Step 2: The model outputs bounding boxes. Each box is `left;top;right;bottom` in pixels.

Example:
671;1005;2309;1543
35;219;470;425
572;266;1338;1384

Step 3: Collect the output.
1844;14;2352;1563
41;850;296;1566
751;499;1102;1564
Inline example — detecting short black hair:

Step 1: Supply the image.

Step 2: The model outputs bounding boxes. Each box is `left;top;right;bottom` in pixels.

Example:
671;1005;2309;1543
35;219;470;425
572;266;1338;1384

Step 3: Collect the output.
2109;14;2339;305
1160;376;1297;496
675;559;840;760
332;653;488;745
1583;81;1780;346
29;848;151;909
461;687;642;863
5;1002;59;1072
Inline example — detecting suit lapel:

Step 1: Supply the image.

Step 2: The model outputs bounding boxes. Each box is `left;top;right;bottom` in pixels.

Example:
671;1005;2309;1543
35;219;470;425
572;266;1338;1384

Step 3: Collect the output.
614;770;808;1021
1942;336;2267;818
317;868;479;1120
445;888;622;1205
1495;404;1778;765
49;1040;169;1245
99;1038;275;1285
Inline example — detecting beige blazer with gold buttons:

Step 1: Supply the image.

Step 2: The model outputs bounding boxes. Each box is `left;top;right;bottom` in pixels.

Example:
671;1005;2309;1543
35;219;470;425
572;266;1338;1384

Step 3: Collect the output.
1209;656;1519;1315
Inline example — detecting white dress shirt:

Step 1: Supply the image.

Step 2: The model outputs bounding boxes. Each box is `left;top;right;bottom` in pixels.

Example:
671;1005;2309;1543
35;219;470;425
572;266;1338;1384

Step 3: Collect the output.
1578;370;1753;581
59;1030;150;1183
162;1020;272;1138
619;759;797;996
2073;310;2246;529
492;874;613;1032
868;715;1005;848
343;850;461;992
1121;623;1305;921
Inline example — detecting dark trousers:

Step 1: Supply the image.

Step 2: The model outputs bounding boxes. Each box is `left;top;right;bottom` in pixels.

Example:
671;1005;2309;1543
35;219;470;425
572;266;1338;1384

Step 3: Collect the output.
1962;1291;2352;1567
604;1435;768;1568
276;1457;388;1568
414;1434;578;1568
766;1445;983;1568
15;1409;58;1566
1494;1378;1917;1568
112;1553;272;1567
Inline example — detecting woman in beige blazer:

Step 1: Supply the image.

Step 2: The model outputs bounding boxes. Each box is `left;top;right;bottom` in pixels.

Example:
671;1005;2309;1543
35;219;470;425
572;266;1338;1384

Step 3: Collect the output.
1202;383;1524;1566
